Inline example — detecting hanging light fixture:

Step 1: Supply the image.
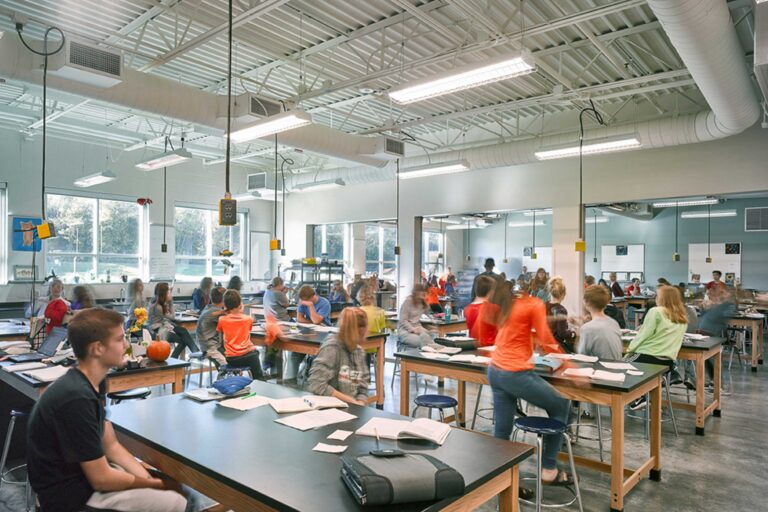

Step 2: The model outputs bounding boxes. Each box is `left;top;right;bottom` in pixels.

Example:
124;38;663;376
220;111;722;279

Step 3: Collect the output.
673;202;681;261
592;209;598;263
466;219;471;261
503;213;509;263
228;109;313;143
573;100;606;253
135;147;192;171
706;204;713;263
293;178;346;192
534;134;641;160
73;170;116;188
531;210;537;260
398;160;470;180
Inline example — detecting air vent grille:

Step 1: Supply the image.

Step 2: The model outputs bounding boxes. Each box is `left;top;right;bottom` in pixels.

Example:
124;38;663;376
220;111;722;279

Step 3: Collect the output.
247;172;267;191
745;207;768;231
69;41;121;77
249;96;282;117
385;137;405;156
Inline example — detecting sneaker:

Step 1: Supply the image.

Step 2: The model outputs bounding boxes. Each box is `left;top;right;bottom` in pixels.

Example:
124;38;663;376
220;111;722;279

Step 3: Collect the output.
580;410;593;419
684;377;696;391
668;371;683;386
629;397;647;410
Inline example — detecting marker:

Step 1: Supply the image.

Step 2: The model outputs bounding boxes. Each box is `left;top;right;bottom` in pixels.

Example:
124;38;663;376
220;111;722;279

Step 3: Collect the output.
240;392;258;400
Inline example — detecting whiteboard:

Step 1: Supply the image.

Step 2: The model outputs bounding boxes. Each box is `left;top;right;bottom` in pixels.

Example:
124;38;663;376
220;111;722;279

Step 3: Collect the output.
522;246;552;274
149;224;175;280
250;231;271;281
601;245;644;274
688;243;741;283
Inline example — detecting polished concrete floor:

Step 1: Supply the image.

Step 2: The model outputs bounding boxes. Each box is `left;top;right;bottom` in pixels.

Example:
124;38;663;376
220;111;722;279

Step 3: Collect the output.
2;338;766;511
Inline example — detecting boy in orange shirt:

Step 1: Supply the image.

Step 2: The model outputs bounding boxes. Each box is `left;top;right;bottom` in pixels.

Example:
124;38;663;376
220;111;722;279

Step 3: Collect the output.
217;290;263;380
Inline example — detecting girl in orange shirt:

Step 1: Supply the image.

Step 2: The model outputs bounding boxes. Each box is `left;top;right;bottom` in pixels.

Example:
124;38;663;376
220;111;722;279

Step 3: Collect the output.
488;278;573;485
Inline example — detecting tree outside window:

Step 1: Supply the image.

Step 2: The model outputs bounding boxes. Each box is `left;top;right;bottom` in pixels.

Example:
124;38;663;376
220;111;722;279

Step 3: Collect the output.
175;207;245;281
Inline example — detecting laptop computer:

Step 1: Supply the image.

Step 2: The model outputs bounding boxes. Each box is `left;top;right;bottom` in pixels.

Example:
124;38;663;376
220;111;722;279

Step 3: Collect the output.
9;326;67;363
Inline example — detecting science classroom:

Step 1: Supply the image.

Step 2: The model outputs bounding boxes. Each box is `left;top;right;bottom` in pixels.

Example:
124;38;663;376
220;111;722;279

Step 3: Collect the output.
0;1;767;511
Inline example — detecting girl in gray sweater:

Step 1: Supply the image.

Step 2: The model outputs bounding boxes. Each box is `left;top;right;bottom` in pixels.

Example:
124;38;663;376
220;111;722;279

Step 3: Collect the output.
397;285;433;347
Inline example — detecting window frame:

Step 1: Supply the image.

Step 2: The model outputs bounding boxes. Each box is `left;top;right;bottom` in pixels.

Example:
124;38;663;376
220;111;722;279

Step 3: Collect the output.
364;223;397;277
44;190;147;283
422;229;445;276
173;203;248;282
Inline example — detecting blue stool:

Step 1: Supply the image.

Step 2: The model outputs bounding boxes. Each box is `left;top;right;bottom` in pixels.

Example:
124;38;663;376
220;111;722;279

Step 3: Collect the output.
512;416;583;512
217;364;253;380
0;409;34;511
412;394;459;426
107;387;151;405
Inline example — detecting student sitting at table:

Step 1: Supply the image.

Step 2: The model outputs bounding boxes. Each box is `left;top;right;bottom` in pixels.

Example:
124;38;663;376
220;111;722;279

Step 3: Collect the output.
196;286;227;368
464;276;500;347
698;285;736;383
608;272;625;298
125;278;146;330
27;308;188;512
444;274;458;297
531;267;550;302
359;288;386;335
191;276;213;312
579;285;623;361
263;276;291;321
599;280;627;329
584;275;596;288
545;277;577;353
218;289;263;380
397;284;434;347
149;282;199;359
43;278;71;334
625;285;688;409
426;276;443;314
227;275;243;292
329;280;351;303
489;276;573;486
705;270;728;300
297;285;332;326
625;278;642;296
71;285;94;311
307;308;370;406
348;274;365;306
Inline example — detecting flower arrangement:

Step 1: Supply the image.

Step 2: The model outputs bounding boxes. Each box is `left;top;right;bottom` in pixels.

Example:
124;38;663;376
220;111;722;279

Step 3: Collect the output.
128;307;148;334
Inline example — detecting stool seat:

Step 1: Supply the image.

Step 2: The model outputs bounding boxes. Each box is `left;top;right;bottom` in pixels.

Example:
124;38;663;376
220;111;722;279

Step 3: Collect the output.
107;387;151;401
414;394;458;409
10;410;29;419
514;416;567;435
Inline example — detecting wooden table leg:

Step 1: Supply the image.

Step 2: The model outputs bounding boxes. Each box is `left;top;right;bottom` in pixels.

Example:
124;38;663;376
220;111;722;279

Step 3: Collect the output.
649;378;662;481
399;361;410;416
498;466;519;512
610;394;625;512
457;380;466;427
375;339;385;409
713;349;722;418
172;368;185;394
695;354;706;435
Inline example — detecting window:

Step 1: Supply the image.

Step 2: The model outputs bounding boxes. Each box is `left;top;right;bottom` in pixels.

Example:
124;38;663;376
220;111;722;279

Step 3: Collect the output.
365;224;397;279
312;223;347;261
422;231;444;276
45;194;143;283
175;206;246;282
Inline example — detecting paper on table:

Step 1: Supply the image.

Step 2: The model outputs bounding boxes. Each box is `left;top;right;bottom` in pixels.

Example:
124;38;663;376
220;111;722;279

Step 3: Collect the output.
218;395;272;411
627;370;644;376
327;430;353;441
563;367;594;378
23;365;69;382
420;352;450;360
684;333;706;340
572;354;599;363
546;353;574;360
447;354;477;362
0;341;30;350
599;361;637;370
3;362;47;373
477;345;496;352
313;442;348;454
472;356;492;365
591;370;626;382
275;409;357;431
310;325;339;333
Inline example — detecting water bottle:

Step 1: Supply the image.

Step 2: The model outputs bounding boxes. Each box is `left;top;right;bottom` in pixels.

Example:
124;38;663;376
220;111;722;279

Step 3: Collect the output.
445;304;451;321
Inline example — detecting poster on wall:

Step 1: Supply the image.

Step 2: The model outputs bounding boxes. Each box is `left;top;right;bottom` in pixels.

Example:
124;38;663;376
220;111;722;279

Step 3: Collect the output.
12;216;43;252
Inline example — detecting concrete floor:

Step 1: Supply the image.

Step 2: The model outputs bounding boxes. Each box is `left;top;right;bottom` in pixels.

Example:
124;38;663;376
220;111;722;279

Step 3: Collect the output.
2;338;766;511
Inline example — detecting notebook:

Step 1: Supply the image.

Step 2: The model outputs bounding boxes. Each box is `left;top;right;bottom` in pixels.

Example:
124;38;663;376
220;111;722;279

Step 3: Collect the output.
421;344;462;355
355;417;451;446
533;355;564;372
274;408;357;431
269;396;348;414
3;362;47;373
434;337;476;351
447;354;491;365
23;365;69;383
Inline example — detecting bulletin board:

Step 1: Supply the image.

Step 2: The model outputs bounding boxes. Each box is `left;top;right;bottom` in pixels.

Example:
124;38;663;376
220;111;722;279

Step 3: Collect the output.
601;244;645;277
688;243;741;284
522;246;552;274
149;224;175;280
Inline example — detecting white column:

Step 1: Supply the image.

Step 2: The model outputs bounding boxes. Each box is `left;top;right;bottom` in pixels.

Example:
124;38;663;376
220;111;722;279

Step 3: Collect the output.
552;206;584;315
351;223;366;277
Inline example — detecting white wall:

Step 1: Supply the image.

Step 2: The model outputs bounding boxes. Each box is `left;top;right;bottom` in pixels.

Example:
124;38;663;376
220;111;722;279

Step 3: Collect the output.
282;126;768;313
0;128;274;302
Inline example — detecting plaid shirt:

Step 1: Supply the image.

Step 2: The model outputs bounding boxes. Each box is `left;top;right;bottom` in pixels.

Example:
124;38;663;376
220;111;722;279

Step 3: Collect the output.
308;336;370;402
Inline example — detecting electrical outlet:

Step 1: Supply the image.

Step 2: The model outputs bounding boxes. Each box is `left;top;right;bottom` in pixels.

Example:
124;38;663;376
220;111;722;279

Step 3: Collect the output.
218;198;238;226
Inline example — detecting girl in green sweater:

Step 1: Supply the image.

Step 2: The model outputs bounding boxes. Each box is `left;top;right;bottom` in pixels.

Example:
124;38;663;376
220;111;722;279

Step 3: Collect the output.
625;284;688;370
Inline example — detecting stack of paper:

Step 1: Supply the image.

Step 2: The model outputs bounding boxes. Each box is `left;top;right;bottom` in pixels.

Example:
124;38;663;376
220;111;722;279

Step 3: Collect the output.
547;353;598;363
562;367;595;378
421;344;461;355
0;341;31;351
448;354;492;365
23;365;69;383
274;408;357;431
3;362;47;373
269;396;348;414
599;362;636;371
420;352;451;360
310;325;339;333
591;370;626;382
218;395;272;411
312;443;347;454
684;333;706;340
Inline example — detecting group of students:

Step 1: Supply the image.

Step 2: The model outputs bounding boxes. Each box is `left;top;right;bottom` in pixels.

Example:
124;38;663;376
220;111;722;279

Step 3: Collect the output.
29;278;95;334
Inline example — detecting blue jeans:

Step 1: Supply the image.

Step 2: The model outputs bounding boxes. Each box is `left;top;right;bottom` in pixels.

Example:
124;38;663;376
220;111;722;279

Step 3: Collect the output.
488;366;570;469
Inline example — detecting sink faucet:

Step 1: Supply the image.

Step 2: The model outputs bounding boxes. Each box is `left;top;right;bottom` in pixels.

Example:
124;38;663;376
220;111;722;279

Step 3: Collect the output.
119;288;125;303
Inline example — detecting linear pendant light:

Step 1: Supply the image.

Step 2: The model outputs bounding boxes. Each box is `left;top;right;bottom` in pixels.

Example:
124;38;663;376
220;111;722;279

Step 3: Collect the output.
135;148;192;171
73;170;116;187
228;109;312;143
293;178;345;192
534;134;641;160
399;160;470;180
653;198;719;208
680;209;736;219
389;51;535;104
508;220;545;228
232;191;282;202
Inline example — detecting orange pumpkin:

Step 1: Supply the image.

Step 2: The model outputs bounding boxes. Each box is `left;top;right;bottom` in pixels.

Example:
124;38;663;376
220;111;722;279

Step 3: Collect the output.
146;341;171;362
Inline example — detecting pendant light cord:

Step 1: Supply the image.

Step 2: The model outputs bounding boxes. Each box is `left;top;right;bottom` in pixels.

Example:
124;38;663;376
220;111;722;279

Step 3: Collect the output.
578;100;605;241
224;0;233;195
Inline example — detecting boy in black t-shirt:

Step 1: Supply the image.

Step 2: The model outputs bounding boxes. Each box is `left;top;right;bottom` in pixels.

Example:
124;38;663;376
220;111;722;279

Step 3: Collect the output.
27;308;187;512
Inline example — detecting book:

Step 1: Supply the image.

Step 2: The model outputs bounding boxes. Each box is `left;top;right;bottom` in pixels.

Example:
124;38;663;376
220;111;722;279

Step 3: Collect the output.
274;408;357;431
421;344;462;355
185;387;251;402
355;417;452;446
3;362;47;373
269;396;348;414
23;365;69;382
533;356;564;372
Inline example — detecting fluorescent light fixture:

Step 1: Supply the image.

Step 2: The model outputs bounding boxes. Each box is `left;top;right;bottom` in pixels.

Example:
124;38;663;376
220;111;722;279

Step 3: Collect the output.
389;51;535;104
427;217;461;224
399;160;470;180
534;135;642;160
585;216;609;224
445;223;488;230
523;209;552;216
293;178;345;192
73;170;117;188
508;220;546;228
233;190;283;202
228;110;312;143
652;198;719;208
681;209;737;219
135;148;193;171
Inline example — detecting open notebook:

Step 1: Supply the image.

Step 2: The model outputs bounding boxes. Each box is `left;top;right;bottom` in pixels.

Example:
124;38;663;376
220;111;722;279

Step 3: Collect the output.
355;417;452;446
269;396;348;414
